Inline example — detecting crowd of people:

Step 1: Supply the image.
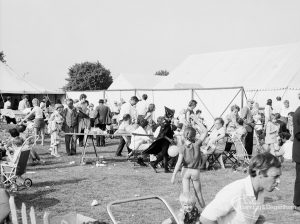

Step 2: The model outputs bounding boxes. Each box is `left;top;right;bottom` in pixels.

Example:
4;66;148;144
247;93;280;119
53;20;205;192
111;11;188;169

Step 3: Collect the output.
0;92;300;223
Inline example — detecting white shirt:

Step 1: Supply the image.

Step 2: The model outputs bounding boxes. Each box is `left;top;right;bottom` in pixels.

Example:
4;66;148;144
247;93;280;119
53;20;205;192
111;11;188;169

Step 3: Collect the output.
273;101;282;114
136;100;148;116
18;99;30;111
111;104;120;114
30;106;44;119
280;106;292;117
4;101;11;109
264;105;273;123
209;127;226;142
153;126;161;138
201;176;264;224
129;126;150;150
117;121;136;133
282;140;293;160
119;102;137;122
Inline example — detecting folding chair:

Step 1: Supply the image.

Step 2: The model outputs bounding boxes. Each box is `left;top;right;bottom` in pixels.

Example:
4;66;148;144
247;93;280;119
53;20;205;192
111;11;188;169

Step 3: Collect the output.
1;136;34;191
206;138;226;170
107;195;179;224
222;134;240;168
127;133;152;167
224;133;250;172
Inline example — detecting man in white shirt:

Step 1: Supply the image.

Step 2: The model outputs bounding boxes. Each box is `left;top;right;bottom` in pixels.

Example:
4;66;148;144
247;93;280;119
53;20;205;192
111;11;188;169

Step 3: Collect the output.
118;96;139;124
200;118;226;169
200;153;282;224
136;94;149;121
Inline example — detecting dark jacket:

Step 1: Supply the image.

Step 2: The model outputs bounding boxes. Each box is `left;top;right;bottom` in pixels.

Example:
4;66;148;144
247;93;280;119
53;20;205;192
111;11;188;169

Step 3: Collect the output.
276;120;288;134
62;107;79;129
240;106;255;132
293;106;300;163
95;104;112;125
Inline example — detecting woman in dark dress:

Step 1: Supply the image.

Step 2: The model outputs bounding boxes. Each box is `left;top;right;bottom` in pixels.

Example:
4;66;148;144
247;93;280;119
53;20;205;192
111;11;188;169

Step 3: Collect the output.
143;106;175;173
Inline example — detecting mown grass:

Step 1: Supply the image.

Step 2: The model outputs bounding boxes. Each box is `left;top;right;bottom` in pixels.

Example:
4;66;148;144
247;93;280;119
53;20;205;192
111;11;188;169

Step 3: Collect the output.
1;123;299;223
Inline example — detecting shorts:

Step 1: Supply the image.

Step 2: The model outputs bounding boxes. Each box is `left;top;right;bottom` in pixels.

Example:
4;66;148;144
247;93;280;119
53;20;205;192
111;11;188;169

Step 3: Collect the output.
181;167;200;181
34;118;45;130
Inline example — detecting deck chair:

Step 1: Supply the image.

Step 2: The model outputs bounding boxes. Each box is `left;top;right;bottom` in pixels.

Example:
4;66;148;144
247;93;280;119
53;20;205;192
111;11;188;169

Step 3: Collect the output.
222;134;240;168
206;138;226;170
1;136;34;191
127;133;153;167
223;132;250;172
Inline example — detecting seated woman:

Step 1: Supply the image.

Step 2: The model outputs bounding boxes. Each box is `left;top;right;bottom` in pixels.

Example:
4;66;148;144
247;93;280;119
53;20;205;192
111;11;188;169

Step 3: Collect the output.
200;118;226;170
143;107;175;173
128;119;152;157
224;104;240;134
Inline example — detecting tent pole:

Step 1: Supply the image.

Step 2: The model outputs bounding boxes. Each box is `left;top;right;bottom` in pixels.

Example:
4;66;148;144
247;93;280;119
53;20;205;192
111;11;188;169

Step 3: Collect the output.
241;87;244;108
219;89;241;118
0;92;5;104
191;89;194;100
194;91;215;120
281;87;289;99
103;90;106;100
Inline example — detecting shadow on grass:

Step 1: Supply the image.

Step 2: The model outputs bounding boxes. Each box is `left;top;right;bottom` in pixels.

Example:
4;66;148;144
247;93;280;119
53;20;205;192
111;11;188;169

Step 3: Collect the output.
264;195;282;204
27;160;75;171
83;150;115;155
33;178;87;188
15;189;60;209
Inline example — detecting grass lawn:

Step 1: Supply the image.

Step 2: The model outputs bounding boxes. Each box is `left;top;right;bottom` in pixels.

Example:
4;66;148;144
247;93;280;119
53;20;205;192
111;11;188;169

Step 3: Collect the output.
1;125;299;223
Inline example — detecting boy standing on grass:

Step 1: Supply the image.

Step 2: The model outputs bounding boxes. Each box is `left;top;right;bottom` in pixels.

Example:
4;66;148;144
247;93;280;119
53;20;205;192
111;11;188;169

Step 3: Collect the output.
62;99;79;156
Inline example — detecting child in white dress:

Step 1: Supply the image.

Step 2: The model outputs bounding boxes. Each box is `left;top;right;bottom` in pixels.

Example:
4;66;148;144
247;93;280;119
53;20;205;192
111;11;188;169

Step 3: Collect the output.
265;114;280;154
48;104;64;157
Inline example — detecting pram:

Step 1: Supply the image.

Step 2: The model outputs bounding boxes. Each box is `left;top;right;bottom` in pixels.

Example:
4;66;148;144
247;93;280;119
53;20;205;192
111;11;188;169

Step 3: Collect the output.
107;195;179;224
0;136;34;192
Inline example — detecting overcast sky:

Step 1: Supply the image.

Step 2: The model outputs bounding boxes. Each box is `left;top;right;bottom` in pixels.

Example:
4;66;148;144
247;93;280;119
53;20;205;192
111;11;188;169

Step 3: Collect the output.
1;0;300;90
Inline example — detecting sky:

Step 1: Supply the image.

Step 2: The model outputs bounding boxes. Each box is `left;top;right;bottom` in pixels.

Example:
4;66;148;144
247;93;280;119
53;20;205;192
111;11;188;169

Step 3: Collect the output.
1;0;300;91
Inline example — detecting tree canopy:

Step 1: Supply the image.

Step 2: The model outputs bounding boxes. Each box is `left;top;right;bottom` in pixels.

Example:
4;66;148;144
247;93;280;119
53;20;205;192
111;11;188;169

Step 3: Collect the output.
0;51;6;64
63;61;113;91
154;70;169;76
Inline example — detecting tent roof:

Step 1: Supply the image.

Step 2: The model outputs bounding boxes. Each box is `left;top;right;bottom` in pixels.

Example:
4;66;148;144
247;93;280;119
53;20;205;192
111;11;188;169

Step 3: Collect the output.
108;73;164;90
155;42;300;90
0;61;63;94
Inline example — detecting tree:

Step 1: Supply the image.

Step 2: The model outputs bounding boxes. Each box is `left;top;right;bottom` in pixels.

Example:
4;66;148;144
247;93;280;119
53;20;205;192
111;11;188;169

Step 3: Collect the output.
0;51;6;64
63;61;113;91
154;70;169;76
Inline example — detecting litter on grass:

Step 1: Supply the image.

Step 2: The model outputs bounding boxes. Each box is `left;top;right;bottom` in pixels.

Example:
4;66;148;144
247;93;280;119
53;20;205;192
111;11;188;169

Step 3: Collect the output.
91;200;99;206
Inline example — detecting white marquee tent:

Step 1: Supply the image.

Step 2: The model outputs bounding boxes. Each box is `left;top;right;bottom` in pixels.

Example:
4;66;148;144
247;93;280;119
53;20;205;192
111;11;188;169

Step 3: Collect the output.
0;61;64;109
67;43;300;128
108;73;164;90
155;42;300;109
0;61;61;94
